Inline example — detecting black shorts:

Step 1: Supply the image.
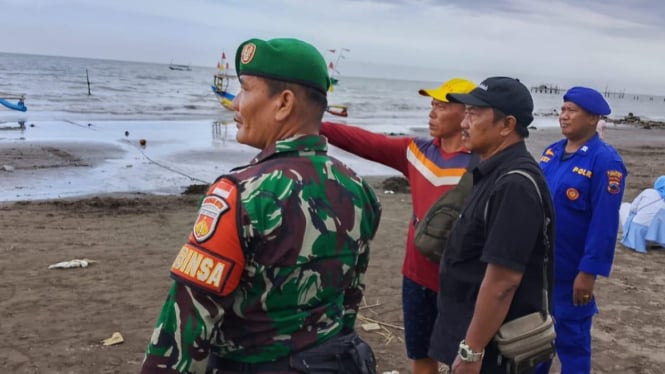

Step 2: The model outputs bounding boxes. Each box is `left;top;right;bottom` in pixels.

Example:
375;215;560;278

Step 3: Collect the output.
402;276;438;360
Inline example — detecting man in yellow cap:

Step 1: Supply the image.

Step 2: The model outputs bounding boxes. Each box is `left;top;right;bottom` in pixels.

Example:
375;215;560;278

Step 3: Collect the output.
141;37;382;373
321;77;475;374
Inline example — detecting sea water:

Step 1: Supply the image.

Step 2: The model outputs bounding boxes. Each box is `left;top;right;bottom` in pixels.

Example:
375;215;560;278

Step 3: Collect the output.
1;52;664;201
2;52;664;127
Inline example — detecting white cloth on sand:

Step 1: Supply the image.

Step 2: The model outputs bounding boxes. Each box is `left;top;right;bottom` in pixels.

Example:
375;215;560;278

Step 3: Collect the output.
621;189;665;252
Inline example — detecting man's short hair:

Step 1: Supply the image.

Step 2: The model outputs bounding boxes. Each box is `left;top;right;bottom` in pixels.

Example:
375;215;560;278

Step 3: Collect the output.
264;78;328;117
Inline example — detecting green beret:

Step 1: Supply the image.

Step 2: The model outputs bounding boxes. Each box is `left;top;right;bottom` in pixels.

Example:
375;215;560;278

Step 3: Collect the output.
235;38;330;94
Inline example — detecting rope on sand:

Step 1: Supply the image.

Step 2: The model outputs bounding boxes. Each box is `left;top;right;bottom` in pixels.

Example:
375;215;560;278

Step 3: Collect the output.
62;119;99;129
61;119;209;185
137;147;209;185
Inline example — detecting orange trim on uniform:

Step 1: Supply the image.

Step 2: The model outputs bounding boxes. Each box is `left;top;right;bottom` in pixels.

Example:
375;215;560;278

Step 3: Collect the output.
407;142;466;178
171;178;245;296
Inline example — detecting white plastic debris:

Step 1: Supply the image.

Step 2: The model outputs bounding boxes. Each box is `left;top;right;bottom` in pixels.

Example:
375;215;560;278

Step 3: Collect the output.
101;332;124;346
48;259;93;269
382;371;399;374
1;165;15;172
361;322;381;332
383;190;395;195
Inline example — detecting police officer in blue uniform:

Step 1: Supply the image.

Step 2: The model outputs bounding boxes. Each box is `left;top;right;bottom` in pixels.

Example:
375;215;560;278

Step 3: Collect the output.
536;87;627;373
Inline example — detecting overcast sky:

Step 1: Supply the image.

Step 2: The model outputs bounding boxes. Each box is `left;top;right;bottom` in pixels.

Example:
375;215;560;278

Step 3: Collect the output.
2;0;664;94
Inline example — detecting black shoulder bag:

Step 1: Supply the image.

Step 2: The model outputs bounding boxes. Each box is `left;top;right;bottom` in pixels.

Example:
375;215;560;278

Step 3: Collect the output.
487;170;556;374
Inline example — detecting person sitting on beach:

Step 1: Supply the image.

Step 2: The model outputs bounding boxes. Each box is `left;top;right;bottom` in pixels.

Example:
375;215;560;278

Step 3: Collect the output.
141;37;382;374
536;86;627;373
597;116;608;139
321;77;476;374
620;175;665;252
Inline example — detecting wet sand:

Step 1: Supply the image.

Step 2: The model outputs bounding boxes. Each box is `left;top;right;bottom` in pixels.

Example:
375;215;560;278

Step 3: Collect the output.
1;124;665;373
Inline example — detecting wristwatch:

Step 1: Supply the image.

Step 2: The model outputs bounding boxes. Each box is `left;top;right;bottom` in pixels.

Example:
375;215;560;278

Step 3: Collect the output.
458;340;484;362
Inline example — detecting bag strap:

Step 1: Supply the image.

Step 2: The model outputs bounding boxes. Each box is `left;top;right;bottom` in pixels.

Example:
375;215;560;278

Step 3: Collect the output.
483;170;552;315
413;152;479;225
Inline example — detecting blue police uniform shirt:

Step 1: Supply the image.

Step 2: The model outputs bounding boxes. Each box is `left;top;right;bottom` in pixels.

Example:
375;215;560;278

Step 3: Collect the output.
540;133;626;317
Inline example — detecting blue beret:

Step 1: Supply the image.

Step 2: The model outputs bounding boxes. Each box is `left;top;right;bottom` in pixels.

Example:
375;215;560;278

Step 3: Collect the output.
563;87;611;115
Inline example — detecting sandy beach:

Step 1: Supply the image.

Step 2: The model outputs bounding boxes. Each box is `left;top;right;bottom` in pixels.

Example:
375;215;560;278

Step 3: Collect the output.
1;124;665;374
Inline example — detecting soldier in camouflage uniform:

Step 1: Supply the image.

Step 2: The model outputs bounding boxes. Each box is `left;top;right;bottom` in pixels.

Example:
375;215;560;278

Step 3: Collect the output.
141;38;382;374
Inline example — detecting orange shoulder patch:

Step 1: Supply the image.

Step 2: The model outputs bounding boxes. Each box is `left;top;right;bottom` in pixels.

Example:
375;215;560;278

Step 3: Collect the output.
174;178;245;296
170;244;241;296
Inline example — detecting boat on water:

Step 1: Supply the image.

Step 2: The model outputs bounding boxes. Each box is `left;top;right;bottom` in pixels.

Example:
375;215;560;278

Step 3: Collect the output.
169;62;192;71
326;104;348;117
0;93;27;112
211;52;236;111
327;48;349;87
210;52;348;117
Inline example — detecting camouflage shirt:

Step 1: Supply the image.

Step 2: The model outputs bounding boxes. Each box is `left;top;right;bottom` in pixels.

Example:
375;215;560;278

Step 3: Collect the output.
142;135;381;373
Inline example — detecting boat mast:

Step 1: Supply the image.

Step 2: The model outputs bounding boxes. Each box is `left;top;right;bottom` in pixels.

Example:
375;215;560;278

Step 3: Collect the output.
333;48;349;80
327;48;349;84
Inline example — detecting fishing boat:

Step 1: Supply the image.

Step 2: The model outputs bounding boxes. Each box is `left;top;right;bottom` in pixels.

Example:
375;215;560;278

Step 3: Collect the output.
169;62;191;71
0;93;27;112
326;104;348;117
327;48;349;86
211;52;236;111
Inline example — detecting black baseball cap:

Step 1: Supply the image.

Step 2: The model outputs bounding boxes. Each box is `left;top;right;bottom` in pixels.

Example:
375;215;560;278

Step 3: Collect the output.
446;76;534;129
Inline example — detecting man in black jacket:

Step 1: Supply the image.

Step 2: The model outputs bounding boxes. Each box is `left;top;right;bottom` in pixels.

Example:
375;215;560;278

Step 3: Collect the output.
428;77;555;374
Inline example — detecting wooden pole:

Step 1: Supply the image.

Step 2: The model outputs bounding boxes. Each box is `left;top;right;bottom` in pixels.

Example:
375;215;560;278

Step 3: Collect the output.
86;69;91;95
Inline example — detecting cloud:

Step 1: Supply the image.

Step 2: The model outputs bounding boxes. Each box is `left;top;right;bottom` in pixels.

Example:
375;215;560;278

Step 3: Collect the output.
0;0;664;94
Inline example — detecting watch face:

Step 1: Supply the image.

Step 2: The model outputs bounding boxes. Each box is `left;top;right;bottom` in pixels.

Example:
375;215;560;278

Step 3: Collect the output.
459;342;482;362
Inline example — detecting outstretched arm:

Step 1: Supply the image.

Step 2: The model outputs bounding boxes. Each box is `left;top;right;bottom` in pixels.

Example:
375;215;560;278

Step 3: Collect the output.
321;121;412;174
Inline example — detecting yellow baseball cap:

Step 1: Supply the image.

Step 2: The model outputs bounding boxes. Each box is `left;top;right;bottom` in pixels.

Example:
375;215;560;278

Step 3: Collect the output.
418;78;476;102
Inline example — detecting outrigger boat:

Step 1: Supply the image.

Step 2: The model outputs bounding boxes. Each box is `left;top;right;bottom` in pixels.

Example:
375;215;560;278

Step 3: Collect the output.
325;104;348;117
0;93;27;112
211;52;236;111
211;52;348;118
